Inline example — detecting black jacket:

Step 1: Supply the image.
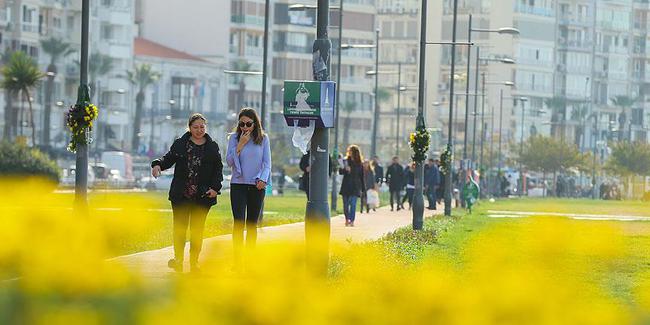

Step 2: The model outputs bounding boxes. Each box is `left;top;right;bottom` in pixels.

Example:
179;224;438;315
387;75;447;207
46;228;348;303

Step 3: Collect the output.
151;132;223;206
299;153;310;192
385;163;405;191
339;161;365;197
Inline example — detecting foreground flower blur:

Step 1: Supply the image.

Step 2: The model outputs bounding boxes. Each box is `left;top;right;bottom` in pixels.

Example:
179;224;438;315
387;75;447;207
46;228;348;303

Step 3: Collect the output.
0;179;649;324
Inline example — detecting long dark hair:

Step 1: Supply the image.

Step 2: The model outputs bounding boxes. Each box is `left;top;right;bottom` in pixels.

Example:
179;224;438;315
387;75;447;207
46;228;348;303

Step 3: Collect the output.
346;145;363;166
236;107;265;145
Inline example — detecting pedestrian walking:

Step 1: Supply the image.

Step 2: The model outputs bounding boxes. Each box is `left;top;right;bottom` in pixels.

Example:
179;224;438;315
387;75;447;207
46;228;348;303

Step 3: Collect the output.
226;107;272;268
339;145;365;227
299;151;310;199
359;159;376;214
371;156;384;185
385;156;405;211
424;158;441;210
151;113;223;273
401;163;415;210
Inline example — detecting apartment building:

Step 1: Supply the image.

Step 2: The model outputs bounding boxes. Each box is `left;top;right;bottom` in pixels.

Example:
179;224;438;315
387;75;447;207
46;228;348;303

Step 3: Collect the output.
377;0;421;159
425;0;650;168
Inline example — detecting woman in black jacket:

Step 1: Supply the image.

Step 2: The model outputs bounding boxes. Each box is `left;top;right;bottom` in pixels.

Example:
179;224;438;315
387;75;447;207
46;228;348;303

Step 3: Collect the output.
339;145;365;227
151;113;223;273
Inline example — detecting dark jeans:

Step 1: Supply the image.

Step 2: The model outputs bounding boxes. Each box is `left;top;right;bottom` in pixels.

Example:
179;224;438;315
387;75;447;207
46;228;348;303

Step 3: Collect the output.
426;187;437;209
359;190;370;213
230;184;266;254
342;195;359;222
390;190;402;209
171;201;210;265
402;188;414;208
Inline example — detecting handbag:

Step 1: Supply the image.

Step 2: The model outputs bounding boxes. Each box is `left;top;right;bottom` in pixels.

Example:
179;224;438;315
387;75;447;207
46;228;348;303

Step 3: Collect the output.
367;189;380;208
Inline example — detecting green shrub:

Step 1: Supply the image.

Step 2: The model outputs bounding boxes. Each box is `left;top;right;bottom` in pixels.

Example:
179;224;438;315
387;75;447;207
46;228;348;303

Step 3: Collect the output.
0;141;60;183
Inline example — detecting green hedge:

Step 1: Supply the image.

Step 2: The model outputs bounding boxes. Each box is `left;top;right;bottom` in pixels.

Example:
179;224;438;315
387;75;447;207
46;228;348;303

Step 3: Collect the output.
0;141;60;183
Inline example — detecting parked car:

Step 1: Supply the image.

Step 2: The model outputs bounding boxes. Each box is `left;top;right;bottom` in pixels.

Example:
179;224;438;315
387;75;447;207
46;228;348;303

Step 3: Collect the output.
60;165;95;188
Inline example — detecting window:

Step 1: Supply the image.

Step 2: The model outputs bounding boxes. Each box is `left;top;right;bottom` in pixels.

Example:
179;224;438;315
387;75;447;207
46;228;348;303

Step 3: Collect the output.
101;25;113;40
101;0;113;6
171;77;195;112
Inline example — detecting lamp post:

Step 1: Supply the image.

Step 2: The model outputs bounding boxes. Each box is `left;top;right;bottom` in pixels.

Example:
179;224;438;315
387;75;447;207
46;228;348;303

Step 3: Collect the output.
74;0;90;208
370;29;380;158
261;0;270;128
463;16;519;171
517;97;529;197
289;3;347;213
412;0;428;227
304;0;332;272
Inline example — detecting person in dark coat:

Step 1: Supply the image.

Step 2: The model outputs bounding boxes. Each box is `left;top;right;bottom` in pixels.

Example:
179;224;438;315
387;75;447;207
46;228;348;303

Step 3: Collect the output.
360;159;376;214
339;145;365;227
151;113;223;273
299;151;334;200
371;156;384;185
424;158;441;210
385;156;405;211
401;163;415;209
299;152;310;199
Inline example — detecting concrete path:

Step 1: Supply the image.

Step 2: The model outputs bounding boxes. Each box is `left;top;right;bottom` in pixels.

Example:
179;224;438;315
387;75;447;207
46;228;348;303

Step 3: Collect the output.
112;204;444;278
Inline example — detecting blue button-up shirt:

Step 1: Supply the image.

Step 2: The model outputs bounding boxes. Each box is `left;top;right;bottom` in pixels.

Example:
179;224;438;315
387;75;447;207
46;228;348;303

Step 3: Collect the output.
226;133;272;186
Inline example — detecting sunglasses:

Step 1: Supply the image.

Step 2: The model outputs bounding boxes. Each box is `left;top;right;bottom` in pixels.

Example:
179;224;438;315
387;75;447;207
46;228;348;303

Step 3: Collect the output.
239;121;254;128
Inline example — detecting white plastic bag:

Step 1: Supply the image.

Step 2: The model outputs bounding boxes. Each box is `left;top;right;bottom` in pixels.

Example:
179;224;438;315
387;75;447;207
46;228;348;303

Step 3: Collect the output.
292;120;315;154
367;189;380;208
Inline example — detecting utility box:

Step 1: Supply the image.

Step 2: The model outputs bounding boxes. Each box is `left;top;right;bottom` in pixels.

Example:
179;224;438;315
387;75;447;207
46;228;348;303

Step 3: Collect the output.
283;80;336;128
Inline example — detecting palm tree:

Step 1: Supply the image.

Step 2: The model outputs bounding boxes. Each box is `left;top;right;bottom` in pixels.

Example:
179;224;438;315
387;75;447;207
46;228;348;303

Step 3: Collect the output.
127;63;160;152
1;51;44;146
570;103;589;148
611;95;636;142
545;96;568;140
40;37;74;149
79;53;114;101
1;48;15;140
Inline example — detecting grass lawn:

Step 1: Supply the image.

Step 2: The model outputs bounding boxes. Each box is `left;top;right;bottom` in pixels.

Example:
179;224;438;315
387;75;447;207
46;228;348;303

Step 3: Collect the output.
42;189;392;256
481;197;650;216
375;198;650;305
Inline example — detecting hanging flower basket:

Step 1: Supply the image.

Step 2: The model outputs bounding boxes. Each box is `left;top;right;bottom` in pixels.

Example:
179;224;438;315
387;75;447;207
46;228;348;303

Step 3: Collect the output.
66;102;98;153
440;145;453;176
409;127;430;163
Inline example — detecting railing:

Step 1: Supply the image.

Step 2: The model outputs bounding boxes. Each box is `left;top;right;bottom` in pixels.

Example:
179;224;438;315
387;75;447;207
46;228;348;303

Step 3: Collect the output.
231;15;264;27
21;23;39;33
514;3;554;17
244;46;263;57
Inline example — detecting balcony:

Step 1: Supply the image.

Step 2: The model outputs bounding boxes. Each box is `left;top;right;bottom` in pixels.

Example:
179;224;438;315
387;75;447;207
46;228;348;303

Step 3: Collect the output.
514;3;554;17
231;15;265;27
558;14;592;27
244;46;263;57
21;23;39;33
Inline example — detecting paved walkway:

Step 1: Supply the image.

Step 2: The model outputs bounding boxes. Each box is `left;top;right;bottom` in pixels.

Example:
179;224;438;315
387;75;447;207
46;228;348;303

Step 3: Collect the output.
112;204;444;278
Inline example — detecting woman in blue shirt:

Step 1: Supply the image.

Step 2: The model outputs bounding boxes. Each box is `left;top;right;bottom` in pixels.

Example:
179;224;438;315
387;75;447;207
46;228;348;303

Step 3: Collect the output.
226;108;271;264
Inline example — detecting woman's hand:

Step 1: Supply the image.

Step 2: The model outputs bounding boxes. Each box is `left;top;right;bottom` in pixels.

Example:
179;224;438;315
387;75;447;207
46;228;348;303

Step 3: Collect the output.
152;165;161;178
345;166;351;173
256;179;267;190
236;131;251;154
205;188;218;198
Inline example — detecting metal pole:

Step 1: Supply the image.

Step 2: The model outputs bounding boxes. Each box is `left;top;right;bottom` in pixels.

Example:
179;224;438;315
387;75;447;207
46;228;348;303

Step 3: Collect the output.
260;0;270;128
331;0;343;212
306;0;332;273
463;14;472;161
149;103;155;155
497;88;503;196
592;114;598;199
519;99;525;196
412;0;427;228
488;98;495;197
370;29;380;157
74;0;90;208
445;0;459;216
471;46;479;165
476;73;486;177
396;62;401;156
